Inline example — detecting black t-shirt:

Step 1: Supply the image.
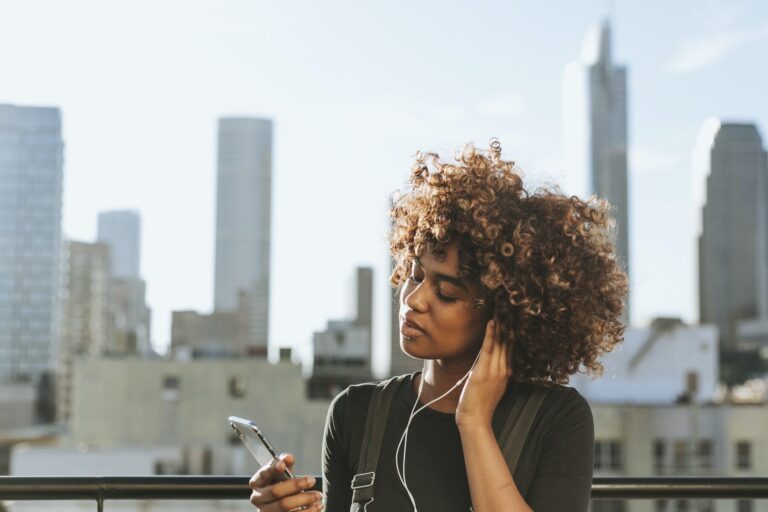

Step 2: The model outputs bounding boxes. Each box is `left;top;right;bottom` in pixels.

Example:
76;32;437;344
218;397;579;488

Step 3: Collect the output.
322;372;594;512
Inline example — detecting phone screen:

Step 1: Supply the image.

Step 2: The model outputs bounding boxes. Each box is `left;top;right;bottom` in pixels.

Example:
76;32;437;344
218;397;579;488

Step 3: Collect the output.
228;416;295;479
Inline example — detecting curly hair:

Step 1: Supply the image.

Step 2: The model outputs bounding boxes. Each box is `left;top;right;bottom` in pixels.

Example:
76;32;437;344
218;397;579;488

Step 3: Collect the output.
388;140;628;385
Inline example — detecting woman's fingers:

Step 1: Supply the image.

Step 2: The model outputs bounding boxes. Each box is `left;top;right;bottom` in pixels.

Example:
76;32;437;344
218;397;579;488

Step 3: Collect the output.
481;319;495;355
250;453;296;489
250;476;320;508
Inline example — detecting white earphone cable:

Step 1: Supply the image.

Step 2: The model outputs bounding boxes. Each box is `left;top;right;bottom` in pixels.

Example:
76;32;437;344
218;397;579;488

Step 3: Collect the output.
395;349;483;511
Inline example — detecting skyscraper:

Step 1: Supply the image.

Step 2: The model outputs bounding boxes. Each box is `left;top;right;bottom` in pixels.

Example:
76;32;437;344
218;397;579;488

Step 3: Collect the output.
97;209;151;355
697;121;768;351
563;20;629;321
97;210;140;279
0;104;64;381
214;118;273;354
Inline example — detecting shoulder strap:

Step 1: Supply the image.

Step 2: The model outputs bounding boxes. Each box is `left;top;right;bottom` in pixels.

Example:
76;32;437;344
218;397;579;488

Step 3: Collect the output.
498;385;550;475
350;375;408;511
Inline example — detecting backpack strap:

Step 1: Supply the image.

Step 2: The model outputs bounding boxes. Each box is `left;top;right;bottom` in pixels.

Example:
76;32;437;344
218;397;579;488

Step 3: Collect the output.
497;385;550;475
350;375;408;512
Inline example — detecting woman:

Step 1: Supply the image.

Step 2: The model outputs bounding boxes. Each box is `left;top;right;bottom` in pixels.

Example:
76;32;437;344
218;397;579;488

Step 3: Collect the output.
249;140;627;511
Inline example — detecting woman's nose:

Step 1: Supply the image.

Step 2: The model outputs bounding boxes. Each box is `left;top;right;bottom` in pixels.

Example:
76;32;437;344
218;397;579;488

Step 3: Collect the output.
402;282;428;312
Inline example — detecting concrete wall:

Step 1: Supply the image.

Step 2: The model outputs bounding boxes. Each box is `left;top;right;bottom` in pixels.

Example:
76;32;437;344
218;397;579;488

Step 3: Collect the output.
70;357;331;475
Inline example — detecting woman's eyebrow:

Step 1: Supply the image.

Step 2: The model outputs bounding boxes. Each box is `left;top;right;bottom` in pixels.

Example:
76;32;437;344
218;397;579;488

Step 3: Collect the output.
414;257;469;292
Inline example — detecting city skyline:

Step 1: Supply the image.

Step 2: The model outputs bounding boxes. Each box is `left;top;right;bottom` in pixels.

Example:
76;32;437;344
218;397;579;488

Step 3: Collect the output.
2;1;767;376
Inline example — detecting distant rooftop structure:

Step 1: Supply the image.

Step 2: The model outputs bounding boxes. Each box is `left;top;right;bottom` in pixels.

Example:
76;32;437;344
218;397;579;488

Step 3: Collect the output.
570;319;719;404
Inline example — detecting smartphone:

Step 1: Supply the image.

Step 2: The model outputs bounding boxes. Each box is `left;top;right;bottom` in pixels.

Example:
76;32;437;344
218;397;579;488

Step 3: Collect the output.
228;416;295;480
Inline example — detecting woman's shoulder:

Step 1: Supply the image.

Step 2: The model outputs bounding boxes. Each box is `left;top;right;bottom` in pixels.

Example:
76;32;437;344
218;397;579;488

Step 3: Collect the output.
329;373;415;417
512;381;593;429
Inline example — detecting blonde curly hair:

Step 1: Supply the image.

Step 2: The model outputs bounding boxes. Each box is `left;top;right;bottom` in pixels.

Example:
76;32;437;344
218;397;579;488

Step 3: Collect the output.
388;140;628;384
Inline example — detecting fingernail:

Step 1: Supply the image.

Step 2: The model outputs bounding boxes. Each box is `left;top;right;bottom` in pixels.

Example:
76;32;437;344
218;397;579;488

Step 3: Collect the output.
276;462;284;471
303;476;316;487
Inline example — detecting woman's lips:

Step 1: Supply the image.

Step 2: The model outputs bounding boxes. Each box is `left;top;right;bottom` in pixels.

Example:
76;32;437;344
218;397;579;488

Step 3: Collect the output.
401;322;425;338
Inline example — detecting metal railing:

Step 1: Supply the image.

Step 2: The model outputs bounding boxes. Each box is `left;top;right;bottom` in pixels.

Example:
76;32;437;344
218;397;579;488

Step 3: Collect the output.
1;476;767;511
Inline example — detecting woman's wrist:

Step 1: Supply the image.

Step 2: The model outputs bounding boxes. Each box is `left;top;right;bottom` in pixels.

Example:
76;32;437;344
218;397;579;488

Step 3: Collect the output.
456;416;494;436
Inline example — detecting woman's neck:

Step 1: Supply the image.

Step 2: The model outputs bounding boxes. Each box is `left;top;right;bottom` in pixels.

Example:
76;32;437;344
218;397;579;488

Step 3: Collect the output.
415;358;474;414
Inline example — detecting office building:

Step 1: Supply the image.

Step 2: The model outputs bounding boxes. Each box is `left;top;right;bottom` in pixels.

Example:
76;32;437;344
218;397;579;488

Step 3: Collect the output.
563;21;630;321
697;122;768;352
57;241;111;421
0;104;64;381
213;118;273;354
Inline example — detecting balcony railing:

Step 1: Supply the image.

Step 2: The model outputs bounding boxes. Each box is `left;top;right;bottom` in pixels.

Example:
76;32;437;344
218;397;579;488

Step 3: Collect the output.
1;477;768;511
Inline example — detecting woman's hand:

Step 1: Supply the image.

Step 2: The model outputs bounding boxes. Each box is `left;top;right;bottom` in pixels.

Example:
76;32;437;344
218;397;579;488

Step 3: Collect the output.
249;453;324;511
455;318;513;431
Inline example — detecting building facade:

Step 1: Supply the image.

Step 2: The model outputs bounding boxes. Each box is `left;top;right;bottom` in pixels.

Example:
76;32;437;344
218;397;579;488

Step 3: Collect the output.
171;290;250;358
309;267;374;398
57;241;111;421
68;356;329;476
213;118;273;354
697;122;768;352
0;104;64;381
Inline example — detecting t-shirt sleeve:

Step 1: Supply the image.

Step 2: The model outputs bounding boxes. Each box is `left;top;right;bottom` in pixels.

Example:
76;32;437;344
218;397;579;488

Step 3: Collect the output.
525;387;595;512
322;388;353;511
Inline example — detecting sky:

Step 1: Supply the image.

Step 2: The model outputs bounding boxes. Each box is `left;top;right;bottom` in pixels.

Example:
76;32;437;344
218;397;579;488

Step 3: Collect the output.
2;0;767;376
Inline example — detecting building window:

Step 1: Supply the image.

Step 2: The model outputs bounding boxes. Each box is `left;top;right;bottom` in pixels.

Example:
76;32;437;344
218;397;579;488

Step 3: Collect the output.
735;441;751;470
695;440;713;472
736;499;753;512
229;375;247;398
653;439;666;474
674;499;688;512
592;500;626;512
162;375;180;401
654;499;668;512
594;440;623;472
672;440;689;472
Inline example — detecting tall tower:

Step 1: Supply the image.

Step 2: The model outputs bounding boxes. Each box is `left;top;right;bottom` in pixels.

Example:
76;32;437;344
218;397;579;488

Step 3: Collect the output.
97;210;140;279
697;122;768;351
97;209;151;355
564;20;630;322
0;104;64;381
214;118;273;354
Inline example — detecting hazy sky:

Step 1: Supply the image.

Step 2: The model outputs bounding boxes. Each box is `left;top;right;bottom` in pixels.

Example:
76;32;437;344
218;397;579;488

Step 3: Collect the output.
2;0;767;376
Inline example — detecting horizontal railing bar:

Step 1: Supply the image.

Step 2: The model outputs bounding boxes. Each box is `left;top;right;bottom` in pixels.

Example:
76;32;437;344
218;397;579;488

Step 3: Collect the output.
0;476;251;500
1;477;768;500
592;477;768;499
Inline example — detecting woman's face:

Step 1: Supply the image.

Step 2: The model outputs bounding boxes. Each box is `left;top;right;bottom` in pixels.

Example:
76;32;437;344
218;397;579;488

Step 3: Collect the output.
399;243;491;364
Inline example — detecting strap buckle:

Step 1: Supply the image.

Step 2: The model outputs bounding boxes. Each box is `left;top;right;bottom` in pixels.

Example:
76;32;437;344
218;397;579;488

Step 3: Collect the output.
350;471;375;490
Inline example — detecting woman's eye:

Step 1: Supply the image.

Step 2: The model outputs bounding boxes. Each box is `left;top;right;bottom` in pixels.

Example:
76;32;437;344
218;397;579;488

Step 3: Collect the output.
408;270;456;302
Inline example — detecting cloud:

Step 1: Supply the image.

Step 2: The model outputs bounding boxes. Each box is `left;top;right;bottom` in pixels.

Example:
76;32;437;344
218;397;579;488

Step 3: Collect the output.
669;22;768;73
